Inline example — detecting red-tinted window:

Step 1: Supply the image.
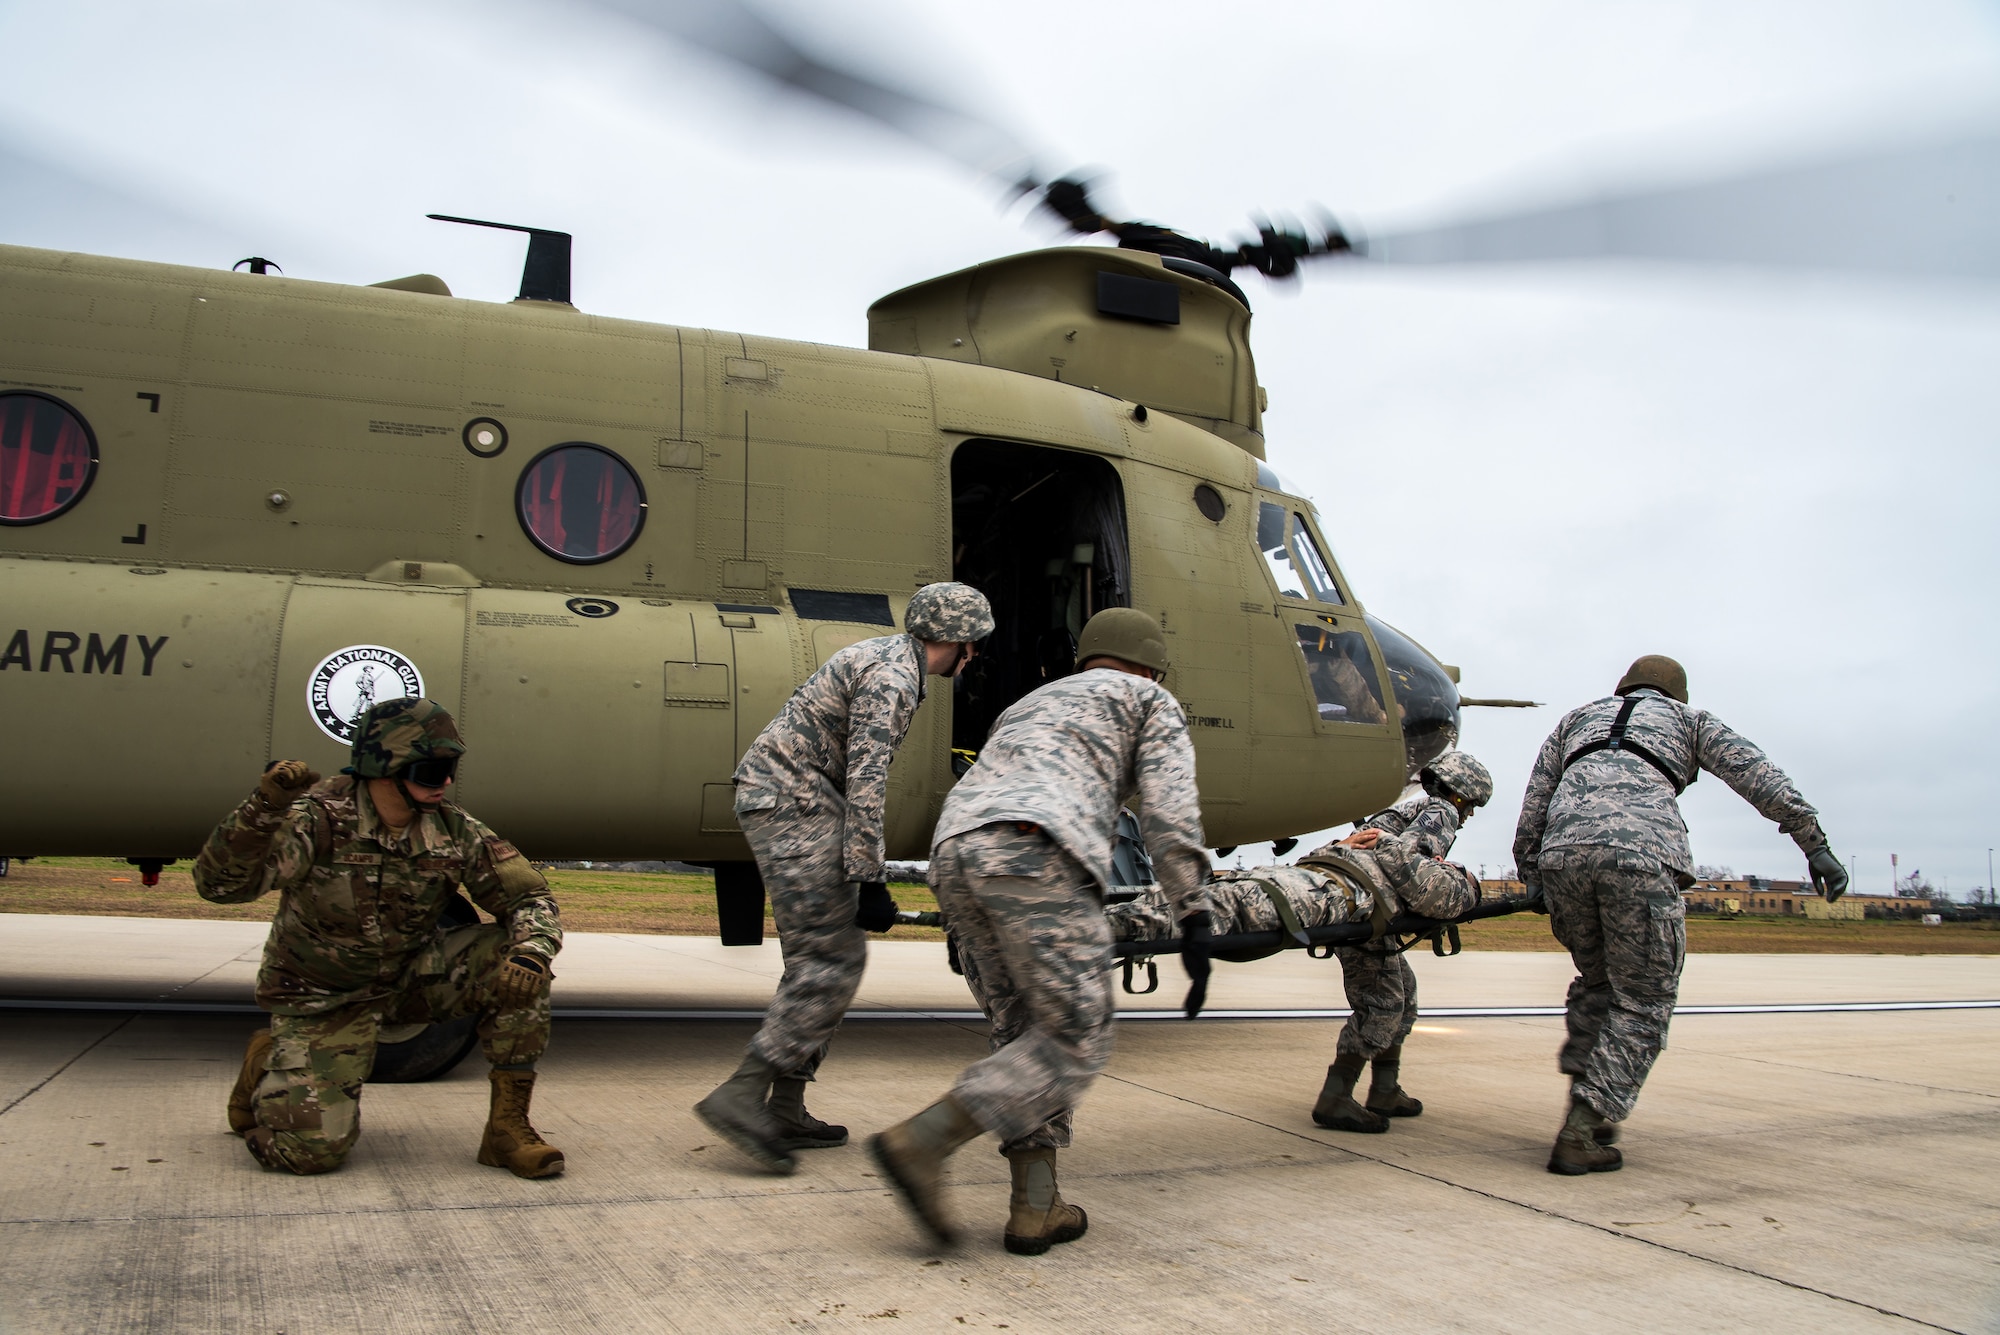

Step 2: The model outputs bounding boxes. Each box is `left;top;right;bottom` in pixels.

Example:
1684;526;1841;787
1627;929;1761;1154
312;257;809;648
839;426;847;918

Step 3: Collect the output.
0;392;98;525
515;443;646;563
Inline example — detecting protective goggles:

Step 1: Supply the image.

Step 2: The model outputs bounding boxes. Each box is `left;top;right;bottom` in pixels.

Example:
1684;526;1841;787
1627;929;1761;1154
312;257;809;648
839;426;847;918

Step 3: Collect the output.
398;756;459;787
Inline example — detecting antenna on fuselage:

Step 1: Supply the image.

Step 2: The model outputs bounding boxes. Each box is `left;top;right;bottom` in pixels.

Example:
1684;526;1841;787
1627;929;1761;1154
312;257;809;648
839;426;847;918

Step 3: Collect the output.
426;214;572;304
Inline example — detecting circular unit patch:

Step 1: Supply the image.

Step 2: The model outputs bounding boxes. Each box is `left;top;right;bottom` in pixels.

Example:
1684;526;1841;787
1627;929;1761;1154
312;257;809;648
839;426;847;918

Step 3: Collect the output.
307;645;425;743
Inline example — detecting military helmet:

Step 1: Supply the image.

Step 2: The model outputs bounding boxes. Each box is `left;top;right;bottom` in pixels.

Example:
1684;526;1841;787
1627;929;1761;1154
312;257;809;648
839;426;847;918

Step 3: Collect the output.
1075;606;1169;674
905;582;994;643
1617;654;1689;704
1421;749;1493;807
345;698;465;778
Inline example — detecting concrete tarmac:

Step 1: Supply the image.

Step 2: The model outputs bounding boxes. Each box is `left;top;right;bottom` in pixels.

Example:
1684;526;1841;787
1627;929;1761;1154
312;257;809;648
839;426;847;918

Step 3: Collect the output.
2;918;1997;1333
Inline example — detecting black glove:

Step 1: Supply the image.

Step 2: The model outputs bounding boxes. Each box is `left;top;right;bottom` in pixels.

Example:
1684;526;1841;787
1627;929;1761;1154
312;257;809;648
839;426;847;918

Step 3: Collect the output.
1808;848;1849;903
1179;910;1213;1019
1524;882;1548;914
853;882;899;932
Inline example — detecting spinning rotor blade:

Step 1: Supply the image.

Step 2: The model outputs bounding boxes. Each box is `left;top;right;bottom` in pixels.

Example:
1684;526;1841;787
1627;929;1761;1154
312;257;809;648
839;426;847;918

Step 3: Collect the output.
591;0;1040;184
1358;129;2000;281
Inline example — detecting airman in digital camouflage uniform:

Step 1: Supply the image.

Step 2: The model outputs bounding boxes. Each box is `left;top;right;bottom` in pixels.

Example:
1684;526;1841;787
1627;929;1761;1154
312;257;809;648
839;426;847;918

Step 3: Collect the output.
869;607;1209;1255
1514;655;1848;1174
1313;749;1493;1133
195;698;566;1178
694;582;995;1173
1106;824;1478;945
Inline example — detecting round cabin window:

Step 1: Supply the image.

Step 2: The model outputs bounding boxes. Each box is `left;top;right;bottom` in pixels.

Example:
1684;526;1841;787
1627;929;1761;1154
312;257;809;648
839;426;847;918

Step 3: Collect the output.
1192;483;1226;522
0;392;98;526
514;443;647;564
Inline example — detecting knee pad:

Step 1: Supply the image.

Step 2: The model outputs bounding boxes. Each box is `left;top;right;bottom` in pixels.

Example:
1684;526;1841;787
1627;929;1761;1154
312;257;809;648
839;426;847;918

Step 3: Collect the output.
244;1125;352;1176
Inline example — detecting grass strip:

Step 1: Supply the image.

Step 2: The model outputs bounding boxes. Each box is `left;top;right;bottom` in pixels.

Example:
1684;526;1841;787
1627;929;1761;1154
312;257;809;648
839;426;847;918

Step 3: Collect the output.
3;859;1992;953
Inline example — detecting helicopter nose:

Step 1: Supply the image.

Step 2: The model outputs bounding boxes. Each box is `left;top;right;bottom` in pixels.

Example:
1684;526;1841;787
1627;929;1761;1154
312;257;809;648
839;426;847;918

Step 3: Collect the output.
1365;614;1461;781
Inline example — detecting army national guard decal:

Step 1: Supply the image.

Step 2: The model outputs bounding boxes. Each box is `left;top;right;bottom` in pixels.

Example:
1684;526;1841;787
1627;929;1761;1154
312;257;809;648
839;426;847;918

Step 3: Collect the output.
307;645;425;743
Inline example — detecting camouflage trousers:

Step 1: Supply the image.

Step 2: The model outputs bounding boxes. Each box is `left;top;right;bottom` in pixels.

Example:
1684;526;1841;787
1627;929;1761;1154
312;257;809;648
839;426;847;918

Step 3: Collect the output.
245;922;551;1175
1332;945;1418;1061
1541;845;1688;1122
934;823;1114;1152
742;807;862;1080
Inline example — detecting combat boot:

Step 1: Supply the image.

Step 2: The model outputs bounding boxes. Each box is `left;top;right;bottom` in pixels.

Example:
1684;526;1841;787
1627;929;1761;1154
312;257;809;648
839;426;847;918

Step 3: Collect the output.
767;1076;848;1151
1547;1097;1623;1175
1363;1044;1423;1118
478;1068;566;1179
869;1096;983;1248
1311;1054;1388;1133
1565;1079;1620;1144
227;1028;273;1135
1003;1147;1089;1256
694;1053;796;1174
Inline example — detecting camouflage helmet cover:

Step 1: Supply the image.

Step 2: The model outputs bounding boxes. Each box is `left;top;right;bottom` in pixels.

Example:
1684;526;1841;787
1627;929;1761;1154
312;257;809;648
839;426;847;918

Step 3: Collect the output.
1075;606;1169;673
905;582;995;643
345;698;465;778
1617;654;1689;704
1421;749;1493;807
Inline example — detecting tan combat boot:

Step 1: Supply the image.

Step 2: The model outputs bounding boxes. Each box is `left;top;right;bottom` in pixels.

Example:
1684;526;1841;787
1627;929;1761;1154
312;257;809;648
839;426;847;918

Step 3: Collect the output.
869;1096;983;1248
1547;1097;1623;1175
478;1068;566;1179
1312;1054;1388;1133
1363;1044;1423;1118
227;1028;273;1135
768;1076;849;1151
694;1053;796;1174
1003;1147;1089;1256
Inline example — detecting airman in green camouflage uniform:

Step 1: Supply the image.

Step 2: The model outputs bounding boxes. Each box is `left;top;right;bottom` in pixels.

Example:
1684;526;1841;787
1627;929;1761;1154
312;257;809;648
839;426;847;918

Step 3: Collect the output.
695;582;995;1173
1514;655;1848;1174
195;699;566;1179
870;607;1208;1256
1314;749;1493;1134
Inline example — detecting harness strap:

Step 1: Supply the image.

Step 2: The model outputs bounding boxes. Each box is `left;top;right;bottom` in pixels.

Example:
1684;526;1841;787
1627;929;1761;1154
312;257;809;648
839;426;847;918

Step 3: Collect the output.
1246;878;1312;947
1299;845;1395;944
1368;883;1395;943
1562;695;1697;795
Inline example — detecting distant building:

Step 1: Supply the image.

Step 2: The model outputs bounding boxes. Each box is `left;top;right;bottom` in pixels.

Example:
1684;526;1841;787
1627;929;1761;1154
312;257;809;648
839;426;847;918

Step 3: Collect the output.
1686;879;1866;920
1836;893;1933;920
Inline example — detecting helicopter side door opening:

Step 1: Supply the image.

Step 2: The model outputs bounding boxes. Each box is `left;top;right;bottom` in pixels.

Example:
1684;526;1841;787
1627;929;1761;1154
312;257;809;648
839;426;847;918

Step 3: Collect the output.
950;440;1129;754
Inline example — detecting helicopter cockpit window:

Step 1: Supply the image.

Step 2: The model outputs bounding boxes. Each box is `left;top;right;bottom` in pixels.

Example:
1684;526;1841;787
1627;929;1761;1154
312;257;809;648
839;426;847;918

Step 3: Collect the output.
1257;501;1343;605
515;443;647;564
1255;460;1302;495
0;392;98;526
1289;514;1343;605
1296;624;1388;726
1257;501;1306;599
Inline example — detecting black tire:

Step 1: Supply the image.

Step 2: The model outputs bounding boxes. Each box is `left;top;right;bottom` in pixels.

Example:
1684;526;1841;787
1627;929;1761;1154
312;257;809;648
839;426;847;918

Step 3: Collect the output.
369;892;483;1084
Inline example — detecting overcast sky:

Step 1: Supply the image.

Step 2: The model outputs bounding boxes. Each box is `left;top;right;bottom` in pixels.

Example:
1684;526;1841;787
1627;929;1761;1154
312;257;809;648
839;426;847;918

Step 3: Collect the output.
3;0;1997;895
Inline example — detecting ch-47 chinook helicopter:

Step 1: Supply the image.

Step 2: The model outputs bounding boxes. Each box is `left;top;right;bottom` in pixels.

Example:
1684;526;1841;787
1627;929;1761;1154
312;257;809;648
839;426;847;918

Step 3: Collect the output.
0;189;1477;917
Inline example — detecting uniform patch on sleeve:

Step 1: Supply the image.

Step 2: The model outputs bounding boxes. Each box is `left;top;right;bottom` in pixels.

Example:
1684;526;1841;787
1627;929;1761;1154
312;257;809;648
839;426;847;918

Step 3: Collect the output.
495;855;547;897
